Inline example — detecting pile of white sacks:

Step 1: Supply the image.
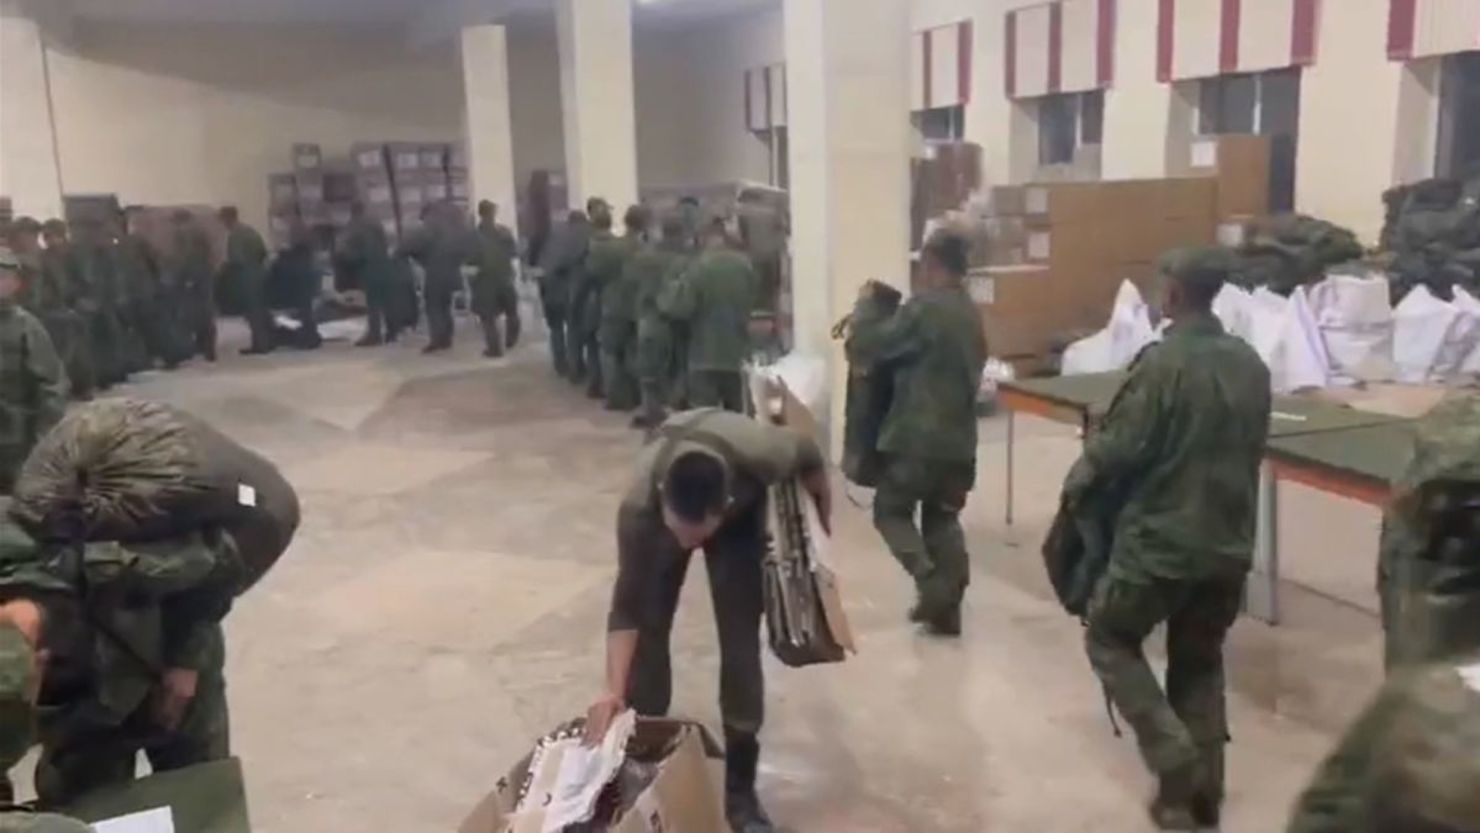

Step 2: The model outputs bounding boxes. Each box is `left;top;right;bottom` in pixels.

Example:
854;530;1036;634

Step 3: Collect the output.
1061;274;1480;392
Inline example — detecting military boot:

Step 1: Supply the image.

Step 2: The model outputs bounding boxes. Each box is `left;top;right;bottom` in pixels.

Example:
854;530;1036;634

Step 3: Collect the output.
1148;762;1199;831
724;732;775;833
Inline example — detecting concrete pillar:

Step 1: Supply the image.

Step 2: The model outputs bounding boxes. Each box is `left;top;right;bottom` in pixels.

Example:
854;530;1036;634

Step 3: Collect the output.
1295;0;1407;244
460;24;519;229
0;0;64;219
555;0;639;211
1101;0;1174;180
785;0;912;456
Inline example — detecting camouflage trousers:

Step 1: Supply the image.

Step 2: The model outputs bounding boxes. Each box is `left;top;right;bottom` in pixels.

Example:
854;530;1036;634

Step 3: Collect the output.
687;370;745;413
872;456;975;617
635;319;673;426
35;627;230;808
599;320;637;411
1085;573;1243;797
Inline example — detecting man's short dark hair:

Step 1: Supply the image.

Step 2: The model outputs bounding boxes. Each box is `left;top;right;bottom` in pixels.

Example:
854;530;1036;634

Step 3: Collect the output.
923;230;970;278
662;451;728;523
478;200;495;217
1161;247;1232;311
219;205;238;223
624;205;650;233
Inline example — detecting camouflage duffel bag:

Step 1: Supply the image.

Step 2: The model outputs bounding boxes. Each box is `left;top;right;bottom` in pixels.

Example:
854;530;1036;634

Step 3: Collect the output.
9;397;299;591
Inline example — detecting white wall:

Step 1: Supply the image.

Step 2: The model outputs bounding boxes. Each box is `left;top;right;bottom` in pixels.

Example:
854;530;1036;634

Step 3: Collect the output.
45;21;464;232
505;19;566;191
1295;0;1407;242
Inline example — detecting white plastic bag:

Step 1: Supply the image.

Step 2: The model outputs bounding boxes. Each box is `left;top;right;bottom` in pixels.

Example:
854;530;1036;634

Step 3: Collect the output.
1393;286;1462;383
1212;284;1256;344
1246;287;1332;393
1307;274;1395;385
1452;286;1480;376
1061;280;1156;374
1435;286;1480;380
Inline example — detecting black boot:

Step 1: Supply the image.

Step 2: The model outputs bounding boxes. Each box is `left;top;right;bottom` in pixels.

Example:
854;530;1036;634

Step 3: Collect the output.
1149;762;1199;831
724;732;775;833
1191;744;1225;829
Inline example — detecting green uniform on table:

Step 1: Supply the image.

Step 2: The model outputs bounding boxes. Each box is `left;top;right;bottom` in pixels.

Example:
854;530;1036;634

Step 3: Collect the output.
1066;247;1271;830
398;211;468;353
632;220;692;428
170;215;217;362
471;206;520;358
220;211;272;355
340;211;398;346
0;248;68;494
539;215;590;378
595;214;645;411
659;242;756;413
847;234;986;634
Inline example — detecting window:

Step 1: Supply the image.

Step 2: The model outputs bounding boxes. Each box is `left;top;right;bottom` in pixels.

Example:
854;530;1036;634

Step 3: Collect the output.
1437;52;1480;179
913;105;965;142
1198;68;1302;212
1037;90;1105;166
755;128;789;190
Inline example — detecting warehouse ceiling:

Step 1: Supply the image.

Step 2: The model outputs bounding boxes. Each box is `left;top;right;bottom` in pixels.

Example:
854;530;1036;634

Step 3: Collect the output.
65;0;777;26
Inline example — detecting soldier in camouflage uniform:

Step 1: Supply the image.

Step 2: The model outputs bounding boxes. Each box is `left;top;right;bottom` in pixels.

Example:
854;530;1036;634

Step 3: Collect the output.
571;198;615;396
1289;396;1480;832
170;211;217;363
0;248;68;494
0;524;242;807
596;206;648;411
70;219;128;390
398;203;469;354
847;231;987;636
114;208;179;370
470;200;520;358
218;206;274;356
1067;248;1271;830
340;203;399;347
632;213;693;430
0;599;90;832
539;211;590;379
659;220;757;412
37;223;93;400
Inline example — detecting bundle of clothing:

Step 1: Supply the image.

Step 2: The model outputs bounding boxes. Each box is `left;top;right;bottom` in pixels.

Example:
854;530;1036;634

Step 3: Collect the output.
1380;177;1480;303
1225;214;1364;296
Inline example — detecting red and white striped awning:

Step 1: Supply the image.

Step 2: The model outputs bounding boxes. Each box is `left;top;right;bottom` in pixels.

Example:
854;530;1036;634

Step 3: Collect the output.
1388;0;1480;61
1155;0;1320;82
744;63;786;132
1005;0;1116;99
911;21;974;111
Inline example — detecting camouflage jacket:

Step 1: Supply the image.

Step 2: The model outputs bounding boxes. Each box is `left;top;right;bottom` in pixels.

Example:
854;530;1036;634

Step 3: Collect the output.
222;224;268;286
112;235;162;304
632;245;690;327
594;234;642;327
0;303;67;460
471;221;517;287
339;218;392;287
1065;313;1271;583
847;284;987;464
398;223;469;289
171;227;215;295
659;249;756;372
1287;652;1480;833
35;249;83;313
538;222;590;303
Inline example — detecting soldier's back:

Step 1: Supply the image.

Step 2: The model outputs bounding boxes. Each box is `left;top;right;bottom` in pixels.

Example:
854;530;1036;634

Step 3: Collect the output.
875;286;986;464
0;812;91;833
686;249;755;371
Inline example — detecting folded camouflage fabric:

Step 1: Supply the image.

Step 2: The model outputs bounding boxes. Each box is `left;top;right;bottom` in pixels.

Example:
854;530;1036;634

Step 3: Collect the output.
10;398;297;591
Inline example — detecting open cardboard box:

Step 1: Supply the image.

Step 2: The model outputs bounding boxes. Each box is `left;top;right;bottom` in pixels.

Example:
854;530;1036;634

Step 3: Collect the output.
461;719;725;833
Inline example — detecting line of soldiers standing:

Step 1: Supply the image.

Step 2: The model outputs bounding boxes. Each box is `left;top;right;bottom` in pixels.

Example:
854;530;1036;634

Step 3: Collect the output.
4;209;221;402
537;196;761;426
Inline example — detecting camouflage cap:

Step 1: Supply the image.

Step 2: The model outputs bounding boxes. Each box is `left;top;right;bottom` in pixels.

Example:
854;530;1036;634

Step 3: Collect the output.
0;621;36;772
1394;393;1480;507
1368;659;1480;828
1158;246;1236;283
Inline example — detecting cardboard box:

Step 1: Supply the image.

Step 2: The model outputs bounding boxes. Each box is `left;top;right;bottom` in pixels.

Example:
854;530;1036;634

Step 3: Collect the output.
292;142;322;171
990;186;1026;217
460;719;725;833
1212;134;1271;219
294;173;324;204
420;143;448;170
352;143;387;172
424;180;451;202
387;142;422;172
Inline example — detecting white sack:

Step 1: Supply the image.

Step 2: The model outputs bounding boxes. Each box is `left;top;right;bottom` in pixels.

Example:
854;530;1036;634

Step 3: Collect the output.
1393;286;1462;383
1307;274;1395;385
1061;280;1156;375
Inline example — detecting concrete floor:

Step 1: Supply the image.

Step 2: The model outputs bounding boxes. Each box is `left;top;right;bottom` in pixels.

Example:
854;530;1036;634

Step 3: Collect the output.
92;315;1386;832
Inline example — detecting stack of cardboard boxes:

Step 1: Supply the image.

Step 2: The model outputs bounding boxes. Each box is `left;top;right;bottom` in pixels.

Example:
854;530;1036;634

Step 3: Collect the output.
352;143;400;243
